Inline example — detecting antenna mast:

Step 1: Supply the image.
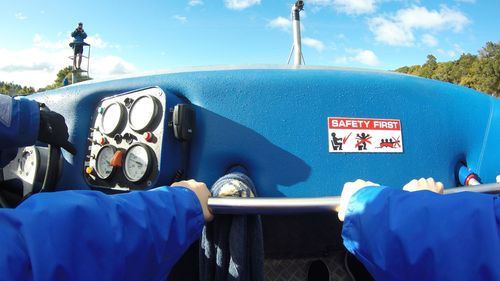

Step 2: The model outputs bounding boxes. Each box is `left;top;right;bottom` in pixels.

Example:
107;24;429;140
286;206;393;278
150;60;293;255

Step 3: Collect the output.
287;1;305;65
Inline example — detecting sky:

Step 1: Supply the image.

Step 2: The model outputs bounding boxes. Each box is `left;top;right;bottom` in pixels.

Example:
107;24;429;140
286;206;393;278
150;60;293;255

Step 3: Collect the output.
0;0;498;89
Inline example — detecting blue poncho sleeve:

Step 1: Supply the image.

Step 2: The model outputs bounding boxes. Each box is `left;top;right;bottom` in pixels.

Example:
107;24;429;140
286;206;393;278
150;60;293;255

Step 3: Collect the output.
0;186;204;281
343;186;500;281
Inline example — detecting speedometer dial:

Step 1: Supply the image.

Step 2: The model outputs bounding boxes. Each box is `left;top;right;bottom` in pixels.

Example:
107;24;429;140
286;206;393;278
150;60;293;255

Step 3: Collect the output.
95;145;116;180
123;144;153;183
101;102;125;135
128;96;159;132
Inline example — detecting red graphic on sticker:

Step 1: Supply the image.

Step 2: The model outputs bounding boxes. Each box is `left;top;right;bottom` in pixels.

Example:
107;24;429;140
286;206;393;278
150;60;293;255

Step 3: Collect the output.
378;137;401;148
355;133;372;150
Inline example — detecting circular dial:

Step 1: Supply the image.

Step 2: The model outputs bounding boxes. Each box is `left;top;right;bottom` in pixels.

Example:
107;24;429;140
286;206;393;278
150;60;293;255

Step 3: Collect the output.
128;96;158;132
123;144;153;183
17;147;39;179
101;102;125;135
95;145;116;180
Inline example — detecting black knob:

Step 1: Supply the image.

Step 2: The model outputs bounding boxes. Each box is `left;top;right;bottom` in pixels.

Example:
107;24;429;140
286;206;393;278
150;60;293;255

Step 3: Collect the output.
114;134;122;144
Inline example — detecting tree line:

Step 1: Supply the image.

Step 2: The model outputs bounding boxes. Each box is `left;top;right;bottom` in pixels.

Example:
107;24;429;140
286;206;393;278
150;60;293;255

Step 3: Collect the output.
0;82;35;96
0;66;90;96
1;42;498;96
395;41;499;97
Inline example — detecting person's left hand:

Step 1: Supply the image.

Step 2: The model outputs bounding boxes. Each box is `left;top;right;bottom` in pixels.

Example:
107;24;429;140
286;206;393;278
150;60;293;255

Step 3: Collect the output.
38;109;77;155
337;179;380;221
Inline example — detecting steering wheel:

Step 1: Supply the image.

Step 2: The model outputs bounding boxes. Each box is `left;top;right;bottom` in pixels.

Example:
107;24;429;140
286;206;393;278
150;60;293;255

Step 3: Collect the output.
0;103;74;208
40;144;62;192
0;143;62;208
0;144;61;207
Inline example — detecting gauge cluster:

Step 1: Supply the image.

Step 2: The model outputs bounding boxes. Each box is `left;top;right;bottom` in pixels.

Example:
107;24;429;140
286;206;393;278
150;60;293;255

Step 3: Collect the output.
84;87;173;190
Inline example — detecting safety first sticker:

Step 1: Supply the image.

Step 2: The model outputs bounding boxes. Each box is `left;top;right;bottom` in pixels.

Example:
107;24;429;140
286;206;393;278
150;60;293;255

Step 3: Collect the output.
328;117;403;153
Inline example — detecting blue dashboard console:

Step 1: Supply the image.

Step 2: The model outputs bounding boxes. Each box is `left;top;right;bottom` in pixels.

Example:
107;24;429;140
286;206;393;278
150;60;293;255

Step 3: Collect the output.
29;65;500;196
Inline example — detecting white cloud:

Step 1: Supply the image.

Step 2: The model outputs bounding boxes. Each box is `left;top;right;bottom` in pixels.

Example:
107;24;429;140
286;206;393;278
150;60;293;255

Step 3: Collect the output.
335;48;380;66
33;33;117;50
173;15;188;24
437;48;456;58
33;33;70;49
307;0;376;15
334;56;348;64
86;34;120;49
302;37;326;52
0;34;135;89
421;34;438;47
396;5;469;32
368;5;470;46
308;0;332;6
333;0;376;15
92;56;136;77
436;44;463;59
369;17;414;46
268;16;291;32
188;0;203;6
224;0;261;10
350;49;380;66
15;12;27;20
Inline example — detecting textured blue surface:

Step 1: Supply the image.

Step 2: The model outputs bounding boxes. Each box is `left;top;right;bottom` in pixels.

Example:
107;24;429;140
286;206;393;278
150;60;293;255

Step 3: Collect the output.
30;66;500;197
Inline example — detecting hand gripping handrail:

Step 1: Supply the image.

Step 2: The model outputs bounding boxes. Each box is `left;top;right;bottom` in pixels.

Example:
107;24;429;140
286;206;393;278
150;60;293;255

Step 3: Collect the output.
207;183;500;215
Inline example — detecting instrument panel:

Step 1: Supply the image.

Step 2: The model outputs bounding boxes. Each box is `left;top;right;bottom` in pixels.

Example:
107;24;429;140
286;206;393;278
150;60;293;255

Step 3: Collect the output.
84;87;168;190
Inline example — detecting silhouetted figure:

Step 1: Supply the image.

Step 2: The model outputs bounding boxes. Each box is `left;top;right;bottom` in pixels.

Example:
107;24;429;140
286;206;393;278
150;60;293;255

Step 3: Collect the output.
70;22;87;70
331;132;343;150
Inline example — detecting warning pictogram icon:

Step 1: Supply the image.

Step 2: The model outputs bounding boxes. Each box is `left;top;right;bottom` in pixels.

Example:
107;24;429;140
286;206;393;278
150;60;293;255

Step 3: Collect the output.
355;132;371;150
379;137;401;148
330;132;343;151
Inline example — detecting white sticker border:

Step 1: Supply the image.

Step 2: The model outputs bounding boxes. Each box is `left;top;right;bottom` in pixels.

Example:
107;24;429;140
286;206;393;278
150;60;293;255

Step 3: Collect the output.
328;117;404;153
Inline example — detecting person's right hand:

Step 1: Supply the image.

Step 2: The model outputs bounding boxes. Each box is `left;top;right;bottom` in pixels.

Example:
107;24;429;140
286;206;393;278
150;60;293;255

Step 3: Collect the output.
337;179;380;222
171;179;214;222
403;177;444;194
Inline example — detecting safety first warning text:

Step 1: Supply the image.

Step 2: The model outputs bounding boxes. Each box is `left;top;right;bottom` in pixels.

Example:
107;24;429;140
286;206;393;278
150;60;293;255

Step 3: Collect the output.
328;117;403;153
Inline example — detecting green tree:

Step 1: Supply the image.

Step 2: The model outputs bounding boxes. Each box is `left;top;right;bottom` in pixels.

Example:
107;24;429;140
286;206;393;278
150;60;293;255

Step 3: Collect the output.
0;81;35;96
394;42;500;96
41;66;92;91
420;54;438;78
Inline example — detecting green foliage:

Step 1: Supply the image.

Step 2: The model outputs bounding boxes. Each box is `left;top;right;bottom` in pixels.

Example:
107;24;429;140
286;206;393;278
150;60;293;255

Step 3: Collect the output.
0;81;35;96
1;66;93;95
395;42;500;97
41;66;92;91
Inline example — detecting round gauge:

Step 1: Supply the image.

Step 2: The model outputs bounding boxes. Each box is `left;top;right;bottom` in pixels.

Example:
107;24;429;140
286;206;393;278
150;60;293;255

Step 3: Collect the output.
123;144;153;183
128;96;159;132
100;102;125;135
17;147;39;180
95;145;117;180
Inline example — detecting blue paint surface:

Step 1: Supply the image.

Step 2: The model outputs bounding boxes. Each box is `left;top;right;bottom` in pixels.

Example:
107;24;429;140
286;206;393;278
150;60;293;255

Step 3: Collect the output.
30;66;500;197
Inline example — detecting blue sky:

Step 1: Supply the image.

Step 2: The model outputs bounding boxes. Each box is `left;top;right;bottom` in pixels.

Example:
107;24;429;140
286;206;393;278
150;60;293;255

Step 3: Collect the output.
0;0;498;88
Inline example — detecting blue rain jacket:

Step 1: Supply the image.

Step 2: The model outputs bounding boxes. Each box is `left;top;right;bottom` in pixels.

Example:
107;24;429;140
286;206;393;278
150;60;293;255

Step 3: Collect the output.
0;95;205;279
0;95;40;166
0;95;40;147
342;186;500;281
0;187;204;280
71;29;87;43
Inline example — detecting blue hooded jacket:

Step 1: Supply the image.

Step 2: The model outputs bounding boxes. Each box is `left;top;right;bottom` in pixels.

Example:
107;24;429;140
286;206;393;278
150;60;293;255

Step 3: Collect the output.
0;95;205;280
343;186;500;281
71;29;87;44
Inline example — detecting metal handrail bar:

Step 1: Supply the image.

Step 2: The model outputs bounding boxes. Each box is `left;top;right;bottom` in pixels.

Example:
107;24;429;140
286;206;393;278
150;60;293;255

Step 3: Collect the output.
208;183;500;215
